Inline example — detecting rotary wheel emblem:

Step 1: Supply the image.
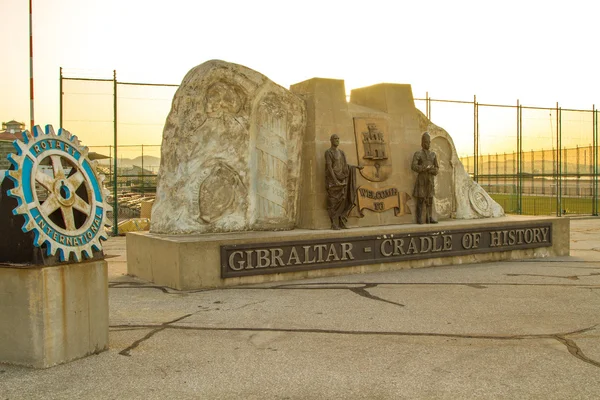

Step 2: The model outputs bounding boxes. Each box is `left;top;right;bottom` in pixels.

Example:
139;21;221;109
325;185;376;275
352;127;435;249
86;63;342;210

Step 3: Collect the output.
5;125;112;261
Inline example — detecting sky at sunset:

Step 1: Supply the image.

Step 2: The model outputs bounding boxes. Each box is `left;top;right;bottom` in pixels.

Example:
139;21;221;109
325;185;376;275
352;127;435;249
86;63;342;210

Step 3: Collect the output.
1;0;599;155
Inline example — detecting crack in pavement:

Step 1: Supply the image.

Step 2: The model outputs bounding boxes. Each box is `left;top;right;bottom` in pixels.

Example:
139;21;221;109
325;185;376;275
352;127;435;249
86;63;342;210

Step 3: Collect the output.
555;336;600;368
110;322;600;368
262;282;600;289
232;300;266;310
110;326;151;332
109;282;210;294
516;259;599;263
506;273;600;281
118;313;193;356
465;284;488;289
532;265;600;270
348;284;405;307
107;281;600;295
108;282;599;363
109;281;173;293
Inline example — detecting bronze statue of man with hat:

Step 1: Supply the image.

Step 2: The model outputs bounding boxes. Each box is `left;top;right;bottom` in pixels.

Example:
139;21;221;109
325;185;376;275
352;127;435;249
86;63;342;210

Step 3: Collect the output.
411;132;439;224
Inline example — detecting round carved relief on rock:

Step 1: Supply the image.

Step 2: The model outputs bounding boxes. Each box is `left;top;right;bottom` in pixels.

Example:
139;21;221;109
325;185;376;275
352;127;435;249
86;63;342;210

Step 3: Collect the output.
468;184;493;217
205;81;245;117
198;161;244;223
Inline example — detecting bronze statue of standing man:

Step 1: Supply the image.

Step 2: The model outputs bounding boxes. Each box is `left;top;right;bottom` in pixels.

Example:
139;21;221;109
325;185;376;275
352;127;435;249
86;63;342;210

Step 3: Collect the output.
411;132;439;224
325;134;362;230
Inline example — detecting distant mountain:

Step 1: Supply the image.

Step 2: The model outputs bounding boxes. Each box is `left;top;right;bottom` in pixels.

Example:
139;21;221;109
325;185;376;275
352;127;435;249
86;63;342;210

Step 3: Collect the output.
129;155;161;167
97;155;161;168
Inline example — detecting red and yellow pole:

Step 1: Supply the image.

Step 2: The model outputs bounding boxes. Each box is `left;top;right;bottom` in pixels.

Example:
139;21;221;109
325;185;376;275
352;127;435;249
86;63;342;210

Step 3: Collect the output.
29;0;35;130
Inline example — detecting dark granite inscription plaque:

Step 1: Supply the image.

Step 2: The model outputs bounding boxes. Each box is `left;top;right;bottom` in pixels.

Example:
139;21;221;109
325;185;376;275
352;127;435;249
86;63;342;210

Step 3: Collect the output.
220;223;552;278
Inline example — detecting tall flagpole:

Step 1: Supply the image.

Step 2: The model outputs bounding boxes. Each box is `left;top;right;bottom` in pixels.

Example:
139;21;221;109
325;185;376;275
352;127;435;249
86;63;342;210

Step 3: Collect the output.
29;0;35;130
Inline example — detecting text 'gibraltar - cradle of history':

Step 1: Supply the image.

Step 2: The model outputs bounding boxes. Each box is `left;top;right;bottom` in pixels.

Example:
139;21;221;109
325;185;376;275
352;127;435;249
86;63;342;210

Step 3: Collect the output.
221;223;551;277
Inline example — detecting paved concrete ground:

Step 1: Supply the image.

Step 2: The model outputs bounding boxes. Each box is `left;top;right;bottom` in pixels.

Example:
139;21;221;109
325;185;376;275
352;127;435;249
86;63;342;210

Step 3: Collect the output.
1;218;600;399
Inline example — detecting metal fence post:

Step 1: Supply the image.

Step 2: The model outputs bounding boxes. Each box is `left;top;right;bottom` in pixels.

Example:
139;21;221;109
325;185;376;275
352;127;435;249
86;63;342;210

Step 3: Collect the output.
108;145;112;192
576;145;580;198
112;70;118;235
486;152;491;190
473;95;478;182
564;146;568;201
592;105;598;216
531;149;534;195
589;144;593;199
556;103;562;216
520;103;523;213
503;152;507;194
495;153;499;190
541;149;544;195
516;100;522;214
141;144;145;194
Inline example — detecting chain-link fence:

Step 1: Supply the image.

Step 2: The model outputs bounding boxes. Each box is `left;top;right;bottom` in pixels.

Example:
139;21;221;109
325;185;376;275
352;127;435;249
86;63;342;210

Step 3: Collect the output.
415;96;599;218
60;69;176;234
60;71;599;234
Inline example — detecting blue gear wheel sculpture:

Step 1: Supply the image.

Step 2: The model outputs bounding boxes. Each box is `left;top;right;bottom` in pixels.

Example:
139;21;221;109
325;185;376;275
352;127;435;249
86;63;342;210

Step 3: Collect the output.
5;125;112;262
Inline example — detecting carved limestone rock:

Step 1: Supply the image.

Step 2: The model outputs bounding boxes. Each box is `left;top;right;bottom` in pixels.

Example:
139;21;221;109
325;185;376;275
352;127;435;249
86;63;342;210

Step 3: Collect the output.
151;60;306;234
417;112;504;220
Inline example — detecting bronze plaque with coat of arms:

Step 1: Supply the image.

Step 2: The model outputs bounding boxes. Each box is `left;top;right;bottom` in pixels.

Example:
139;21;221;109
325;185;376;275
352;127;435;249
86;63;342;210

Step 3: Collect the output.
353;118;392;182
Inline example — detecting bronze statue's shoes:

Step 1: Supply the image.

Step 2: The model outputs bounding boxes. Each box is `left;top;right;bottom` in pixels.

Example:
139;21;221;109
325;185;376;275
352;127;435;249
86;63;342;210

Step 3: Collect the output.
427;219;438;224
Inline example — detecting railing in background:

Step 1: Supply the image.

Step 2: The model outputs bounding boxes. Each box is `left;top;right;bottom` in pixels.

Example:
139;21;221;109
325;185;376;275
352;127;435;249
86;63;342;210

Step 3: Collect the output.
59;70;599;234
87;144;160;225
415;96;599;218
60;68;176;234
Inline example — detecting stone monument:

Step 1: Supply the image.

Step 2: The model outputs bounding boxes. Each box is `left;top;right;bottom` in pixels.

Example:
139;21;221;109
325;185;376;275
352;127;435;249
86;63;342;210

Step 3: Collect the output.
150;60;306;234
290;79;505;228
127;60;569;290
0;125;111;368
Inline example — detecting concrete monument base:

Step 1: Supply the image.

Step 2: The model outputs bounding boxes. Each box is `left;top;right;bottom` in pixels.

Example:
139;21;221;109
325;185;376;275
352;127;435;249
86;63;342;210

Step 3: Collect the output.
0;260;108;368
127;216;569;290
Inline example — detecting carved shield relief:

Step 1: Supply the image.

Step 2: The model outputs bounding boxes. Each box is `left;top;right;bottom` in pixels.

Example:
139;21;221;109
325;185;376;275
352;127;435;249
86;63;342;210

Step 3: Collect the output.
353;118;392;182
